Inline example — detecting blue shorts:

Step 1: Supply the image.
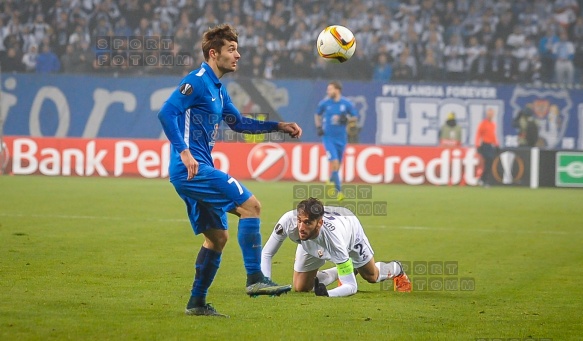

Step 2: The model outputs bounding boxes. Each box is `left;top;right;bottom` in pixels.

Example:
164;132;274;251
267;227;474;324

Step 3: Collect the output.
323;137;347;163
170;164;252;235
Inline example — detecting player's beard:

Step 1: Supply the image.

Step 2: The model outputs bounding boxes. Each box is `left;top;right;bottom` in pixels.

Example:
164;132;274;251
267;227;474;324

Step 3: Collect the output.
299;225;320;241
217;54;237;74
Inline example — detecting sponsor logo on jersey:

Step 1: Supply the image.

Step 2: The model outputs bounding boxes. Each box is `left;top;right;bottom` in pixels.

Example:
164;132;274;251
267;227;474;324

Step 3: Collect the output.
180;83;193;95
247;143;288;182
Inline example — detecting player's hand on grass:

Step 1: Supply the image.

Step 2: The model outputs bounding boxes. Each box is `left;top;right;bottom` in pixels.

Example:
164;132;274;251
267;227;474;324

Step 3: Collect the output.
314;277;329;297
180;149;199;180
278;122;302;139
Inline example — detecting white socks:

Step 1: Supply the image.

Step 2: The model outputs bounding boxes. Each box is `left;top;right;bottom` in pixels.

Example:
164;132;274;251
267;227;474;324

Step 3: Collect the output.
316;267;339;286
375;261;402;282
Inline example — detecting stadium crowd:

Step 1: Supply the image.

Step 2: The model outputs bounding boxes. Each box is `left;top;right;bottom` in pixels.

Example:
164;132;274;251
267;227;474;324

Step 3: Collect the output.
0;0;582;85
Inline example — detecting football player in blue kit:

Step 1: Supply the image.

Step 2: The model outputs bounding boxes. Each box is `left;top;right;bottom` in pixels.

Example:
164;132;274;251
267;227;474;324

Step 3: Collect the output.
158;24;302;317
314;81;358;200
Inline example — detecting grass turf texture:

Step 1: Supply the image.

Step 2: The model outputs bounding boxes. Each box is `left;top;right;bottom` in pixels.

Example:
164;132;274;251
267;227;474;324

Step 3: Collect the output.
1;175;581;340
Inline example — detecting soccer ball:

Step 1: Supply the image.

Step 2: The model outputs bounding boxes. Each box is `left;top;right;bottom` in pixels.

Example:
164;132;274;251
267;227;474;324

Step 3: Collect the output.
316;25;356;63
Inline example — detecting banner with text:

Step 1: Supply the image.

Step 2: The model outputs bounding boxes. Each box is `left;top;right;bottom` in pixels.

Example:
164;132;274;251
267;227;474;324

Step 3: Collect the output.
1;74;581;149
4;137;483;186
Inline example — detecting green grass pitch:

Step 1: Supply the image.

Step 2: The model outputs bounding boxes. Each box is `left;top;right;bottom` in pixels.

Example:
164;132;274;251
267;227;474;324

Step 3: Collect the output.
1;175;581;340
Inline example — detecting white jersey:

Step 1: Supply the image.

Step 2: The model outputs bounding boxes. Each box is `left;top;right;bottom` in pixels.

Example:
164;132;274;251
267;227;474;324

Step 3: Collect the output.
261;206;373;278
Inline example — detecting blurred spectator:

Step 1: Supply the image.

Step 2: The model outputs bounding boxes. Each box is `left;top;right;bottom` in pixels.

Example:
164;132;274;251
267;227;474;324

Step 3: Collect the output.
21;44;38;72
348;48;373;81
514;37;540;83
420;49;442;81
53;11;71;56
489;38;508;83
552;30;575;85
443;34;465;82
114;17;133;37
69;24;91;46
386;31;405;61
239;54;266;78
20;26;39;57
499;48;519;83
60;44;77;73
506;26;526;49
36;44;61;73
539;27;560;82
281;51;312;79
465;36;485;73
494;12;514;43
469;48;490;83
372;53;393;82
553;0;579;31
1;47;24;72
30;14;50;43
154;0;179;25
23;0;43;24
392;46;417;81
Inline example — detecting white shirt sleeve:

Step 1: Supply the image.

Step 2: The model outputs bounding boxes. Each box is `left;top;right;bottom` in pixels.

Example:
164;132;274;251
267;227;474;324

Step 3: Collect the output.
260;211;293;279
327;271;358;297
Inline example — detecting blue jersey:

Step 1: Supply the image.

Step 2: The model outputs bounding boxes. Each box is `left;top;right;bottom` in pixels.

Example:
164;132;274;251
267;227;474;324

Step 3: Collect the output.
158;62;279;181
316;97;357;142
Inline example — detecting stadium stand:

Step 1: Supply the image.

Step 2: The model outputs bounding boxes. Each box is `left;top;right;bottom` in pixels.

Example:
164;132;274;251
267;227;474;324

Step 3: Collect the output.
0;0;581;85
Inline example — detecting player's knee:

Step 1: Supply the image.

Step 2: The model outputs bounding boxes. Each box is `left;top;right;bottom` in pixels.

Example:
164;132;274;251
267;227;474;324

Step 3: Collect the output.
239;196;261;217
204;231;228;251
214;234;228;248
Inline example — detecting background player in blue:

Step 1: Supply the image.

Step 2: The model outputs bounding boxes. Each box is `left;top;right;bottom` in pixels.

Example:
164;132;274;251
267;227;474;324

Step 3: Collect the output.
157;24;302;317
314;81;358;200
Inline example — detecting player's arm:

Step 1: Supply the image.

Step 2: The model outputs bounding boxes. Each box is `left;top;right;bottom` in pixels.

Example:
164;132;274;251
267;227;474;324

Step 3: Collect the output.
314;114;324;136
261;230;286;279
158;101;188;153
315;259;358;297
261;212;293;279
223;102;302;138
315;102;324;136
347;101;359;123
158;80;202;179
338;100;358;125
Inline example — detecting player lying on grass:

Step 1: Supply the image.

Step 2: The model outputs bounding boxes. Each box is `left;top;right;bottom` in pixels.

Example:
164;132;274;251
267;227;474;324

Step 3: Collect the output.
261;198;411;297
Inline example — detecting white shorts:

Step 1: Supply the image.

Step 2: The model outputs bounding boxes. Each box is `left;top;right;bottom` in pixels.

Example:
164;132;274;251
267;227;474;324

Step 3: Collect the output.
293;224;375;273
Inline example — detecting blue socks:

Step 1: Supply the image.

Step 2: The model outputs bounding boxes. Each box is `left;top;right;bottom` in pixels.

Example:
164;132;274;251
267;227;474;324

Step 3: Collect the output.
189;246;221;308
331;170;341;192
237;217;264;284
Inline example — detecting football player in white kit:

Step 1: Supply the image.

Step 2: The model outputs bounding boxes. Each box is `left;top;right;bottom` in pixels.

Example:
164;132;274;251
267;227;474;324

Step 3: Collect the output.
261;198;411;297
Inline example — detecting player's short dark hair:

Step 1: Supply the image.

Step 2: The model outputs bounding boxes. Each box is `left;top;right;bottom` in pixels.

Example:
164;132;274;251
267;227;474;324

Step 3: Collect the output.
329;80;342;91
202;24;238;61
297;198;324;222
